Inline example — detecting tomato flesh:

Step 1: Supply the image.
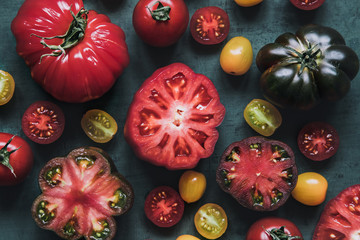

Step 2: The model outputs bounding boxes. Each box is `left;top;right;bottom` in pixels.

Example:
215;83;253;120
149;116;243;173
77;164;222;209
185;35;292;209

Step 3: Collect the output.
313;184;360;240
144;186;184;227
216;136;297;211
194;203;227;239
22;101;65;144
290;0;326;10
244;99;282;136
124;63;225;170
0;70;15;106
190;6;230;45
32;147;134;240
81;109;118;143
297;122;339;161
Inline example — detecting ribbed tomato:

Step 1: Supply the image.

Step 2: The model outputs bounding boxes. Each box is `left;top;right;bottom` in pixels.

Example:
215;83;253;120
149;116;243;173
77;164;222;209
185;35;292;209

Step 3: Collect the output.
11;0;129;103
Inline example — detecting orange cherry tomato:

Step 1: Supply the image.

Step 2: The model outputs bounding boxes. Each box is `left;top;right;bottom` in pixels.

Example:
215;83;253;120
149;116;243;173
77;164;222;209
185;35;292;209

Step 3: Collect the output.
234;0;263;7
176;235;200;240
179;170;206;203
291;172;328;206
0;70;15;106
220;36;253;76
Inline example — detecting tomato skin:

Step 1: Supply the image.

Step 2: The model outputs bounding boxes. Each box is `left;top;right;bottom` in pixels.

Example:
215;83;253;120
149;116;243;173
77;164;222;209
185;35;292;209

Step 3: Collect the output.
234;0;263;7
176;235;200;240
11;0;129;103
220;37;253;76
244;99;282;136
0;70;15;106
291;172;328;206
246;217;303;240
290;0;326;10
179;170;206;203
133;0;189;47
0;133;34;186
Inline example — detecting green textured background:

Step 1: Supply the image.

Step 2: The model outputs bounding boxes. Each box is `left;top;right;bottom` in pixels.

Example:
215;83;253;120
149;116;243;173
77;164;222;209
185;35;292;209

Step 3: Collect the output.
1;0;360;239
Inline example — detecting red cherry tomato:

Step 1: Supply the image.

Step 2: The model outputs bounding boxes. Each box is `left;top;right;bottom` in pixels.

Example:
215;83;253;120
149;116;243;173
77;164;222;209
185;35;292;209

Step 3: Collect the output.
22;101;65;144
290;0;326;10
190;6;230;45
246;217;303;240
133;0;189;47
144;186;184;227
0;133;34;186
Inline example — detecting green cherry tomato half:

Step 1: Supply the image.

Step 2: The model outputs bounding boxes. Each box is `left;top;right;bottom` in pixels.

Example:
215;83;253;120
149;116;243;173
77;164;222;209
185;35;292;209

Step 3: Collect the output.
179;170;206;203
0;70;15;106
291;172;328;206
194;203;228;239
244;99;282;136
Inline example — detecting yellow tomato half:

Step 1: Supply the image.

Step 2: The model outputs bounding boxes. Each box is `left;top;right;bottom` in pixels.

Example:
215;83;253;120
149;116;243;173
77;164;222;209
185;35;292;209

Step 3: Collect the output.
291;172;328;206
220;36;253;76
234;0;263;7
179;170;207;203
176;235;200;240
0;70;15;106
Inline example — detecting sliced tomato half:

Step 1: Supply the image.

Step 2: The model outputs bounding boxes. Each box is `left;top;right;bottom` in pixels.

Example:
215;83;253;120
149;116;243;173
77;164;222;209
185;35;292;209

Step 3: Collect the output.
124;63;225;170
313;184;360;240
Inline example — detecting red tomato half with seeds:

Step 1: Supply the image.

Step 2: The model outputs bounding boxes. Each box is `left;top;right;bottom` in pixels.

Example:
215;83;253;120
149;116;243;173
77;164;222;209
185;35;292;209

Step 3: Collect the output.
290;0;326;10
190;6;230;45
133;0;189;47
297;122;339;161
124;63;225;170
144;186;184;227
216;136;298;211
22;101;65;144
313;184;360;240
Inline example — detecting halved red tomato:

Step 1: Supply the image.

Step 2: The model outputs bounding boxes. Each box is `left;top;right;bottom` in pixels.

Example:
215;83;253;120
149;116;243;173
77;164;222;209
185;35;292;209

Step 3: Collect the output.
124;63;225;170
297;122;339;161
144;186;184;227
22;101;65;144
290;0;326;10
190;6;230;45
313;184;360;240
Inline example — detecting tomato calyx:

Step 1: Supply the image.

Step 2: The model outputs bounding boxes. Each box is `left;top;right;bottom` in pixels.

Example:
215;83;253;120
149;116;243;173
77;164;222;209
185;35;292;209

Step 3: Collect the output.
0;135;20;177
264;226;302;240
285;43;322;75
147;1;171;21
31;6;88;62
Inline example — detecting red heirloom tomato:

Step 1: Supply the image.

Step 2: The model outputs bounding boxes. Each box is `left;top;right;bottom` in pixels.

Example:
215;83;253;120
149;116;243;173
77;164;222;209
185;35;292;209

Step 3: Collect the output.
313;184;360;240
290;0;326;10
246;217;303;240
216;136;298;211
124;63;225;170
11;0;129;103
133;0;189;47
32;147;134;240
0;133;34;186
190;6;230;45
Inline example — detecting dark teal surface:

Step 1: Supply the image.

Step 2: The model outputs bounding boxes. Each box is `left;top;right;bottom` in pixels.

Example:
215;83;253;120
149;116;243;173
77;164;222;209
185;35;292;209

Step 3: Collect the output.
1;0;360;239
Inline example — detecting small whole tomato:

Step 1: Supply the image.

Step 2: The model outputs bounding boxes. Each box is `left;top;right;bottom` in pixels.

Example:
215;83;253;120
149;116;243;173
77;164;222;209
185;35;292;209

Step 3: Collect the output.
292;172;328;206
133;0;189;47
234;0;263;7
220;36;253;75
246;217;303;240
176;235;200;240
179;170;206;203
0;133;34;186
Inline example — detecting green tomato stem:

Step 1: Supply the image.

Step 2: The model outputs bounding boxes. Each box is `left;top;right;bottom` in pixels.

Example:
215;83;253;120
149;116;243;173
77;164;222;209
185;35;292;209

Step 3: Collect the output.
146;1;171;21
0;135;20;177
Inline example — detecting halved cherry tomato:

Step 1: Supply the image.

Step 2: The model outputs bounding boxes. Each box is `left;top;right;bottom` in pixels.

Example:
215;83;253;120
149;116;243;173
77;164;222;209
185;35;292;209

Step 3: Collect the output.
290;0;326;10
297;122;339;161
81;109;118;143
144;186;184;227
291;172;328;206
234;0;263;7
244;99;282;136
194;203;227;239
220;36;253;75
176;235;200;240
179;170;206;203
190;6;230;45
22;101;65;144
0;70;15;106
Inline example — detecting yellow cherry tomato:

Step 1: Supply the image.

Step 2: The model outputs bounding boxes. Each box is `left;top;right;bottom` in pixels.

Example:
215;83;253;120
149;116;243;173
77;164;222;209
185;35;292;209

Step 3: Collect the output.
81;109;118;143
176;235;200;240
234;0;263;7
179;170;206;203
220;36;253;76
0;70;15;106
291;172;328;206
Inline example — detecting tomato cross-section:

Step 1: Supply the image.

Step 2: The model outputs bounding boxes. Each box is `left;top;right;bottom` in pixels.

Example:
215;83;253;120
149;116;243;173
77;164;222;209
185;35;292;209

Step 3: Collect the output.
124;63;225;170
